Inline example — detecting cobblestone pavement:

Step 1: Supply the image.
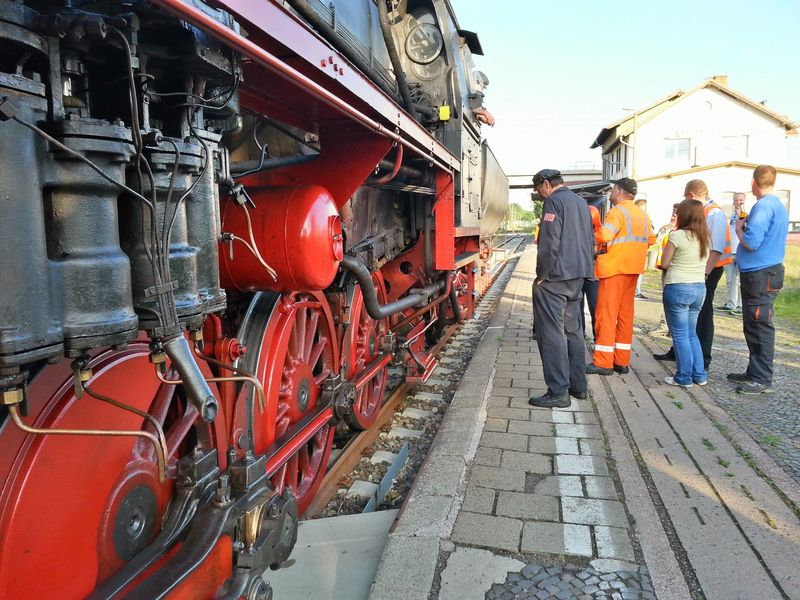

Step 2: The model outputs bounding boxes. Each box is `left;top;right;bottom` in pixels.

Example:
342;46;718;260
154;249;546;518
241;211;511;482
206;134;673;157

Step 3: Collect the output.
633;273;800;484
486;562;653;600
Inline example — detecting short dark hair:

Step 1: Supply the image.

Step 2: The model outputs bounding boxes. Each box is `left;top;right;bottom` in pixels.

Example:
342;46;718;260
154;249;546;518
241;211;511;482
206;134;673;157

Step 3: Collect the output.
548;175;564;186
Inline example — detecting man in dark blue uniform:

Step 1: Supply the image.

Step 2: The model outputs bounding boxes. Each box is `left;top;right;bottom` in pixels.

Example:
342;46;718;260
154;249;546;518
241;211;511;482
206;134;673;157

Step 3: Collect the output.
530;169;595;408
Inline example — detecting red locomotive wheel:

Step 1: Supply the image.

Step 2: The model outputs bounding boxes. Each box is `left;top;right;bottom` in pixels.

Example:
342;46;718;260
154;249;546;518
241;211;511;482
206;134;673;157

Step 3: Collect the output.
237;291;339;514
341;277;389;430
0;343;226;599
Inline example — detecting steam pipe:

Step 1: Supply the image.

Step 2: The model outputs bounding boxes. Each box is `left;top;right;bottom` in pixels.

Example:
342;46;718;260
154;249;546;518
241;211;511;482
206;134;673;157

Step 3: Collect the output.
391;275;451;332
448;274;463;322
376;0;419;119
340;255;443;320
163;336;218;422
229;154;318;174
375;144;403;185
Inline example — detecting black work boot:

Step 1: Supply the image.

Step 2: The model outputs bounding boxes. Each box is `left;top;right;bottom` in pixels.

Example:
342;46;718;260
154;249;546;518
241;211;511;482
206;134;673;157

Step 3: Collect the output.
568;388;588;400
613;364;630;374
529;391;571;408
586;363;613;376
653;349;675;361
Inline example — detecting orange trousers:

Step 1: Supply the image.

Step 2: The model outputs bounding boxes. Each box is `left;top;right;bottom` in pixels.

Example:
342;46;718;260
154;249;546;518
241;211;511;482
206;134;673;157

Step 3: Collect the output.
593;274;638;368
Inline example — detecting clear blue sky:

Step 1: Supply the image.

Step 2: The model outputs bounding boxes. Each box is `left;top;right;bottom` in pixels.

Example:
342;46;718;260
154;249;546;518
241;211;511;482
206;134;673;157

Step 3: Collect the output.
452;0;800;176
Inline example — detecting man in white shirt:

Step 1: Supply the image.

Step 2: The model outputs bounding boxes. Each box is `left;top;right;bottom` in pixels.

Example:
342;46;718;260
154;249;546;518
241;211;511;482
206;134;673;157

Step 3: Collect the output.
719;193;745;314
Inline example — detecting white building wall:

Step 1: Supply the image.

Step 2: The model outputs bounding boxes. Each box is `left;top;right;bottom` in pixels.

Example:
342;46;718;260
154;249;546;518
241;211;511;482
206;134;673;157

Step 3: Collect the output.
637;166;800;234
634;88;791;177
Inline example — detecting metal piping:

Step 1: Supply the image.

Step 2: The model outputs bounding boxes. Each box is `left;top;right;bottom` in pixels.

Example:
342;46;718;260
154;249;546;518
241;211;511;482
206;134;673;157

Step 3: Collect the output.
229;154;318;174
376;0;418;119
340;255;443;321
375;144;403;184
162;336;218;422
149;0;453;173
448;274;462;322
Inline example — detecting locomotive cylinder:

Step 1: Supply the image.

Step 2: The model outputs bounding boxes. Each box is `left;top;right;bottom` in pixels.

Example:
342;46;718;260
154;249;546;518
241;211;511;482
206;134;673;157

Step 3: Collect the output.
0;87;64;368
219;184;343;292
121;139;204;329
42;118;139;355
186;135;226;317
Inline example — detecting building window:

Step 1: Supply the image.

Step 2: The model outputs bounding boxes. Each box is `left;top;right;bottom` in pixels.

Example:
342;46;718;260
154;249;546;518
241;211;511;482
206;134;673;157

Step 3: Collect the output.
721;135;749;159
664;138;690;160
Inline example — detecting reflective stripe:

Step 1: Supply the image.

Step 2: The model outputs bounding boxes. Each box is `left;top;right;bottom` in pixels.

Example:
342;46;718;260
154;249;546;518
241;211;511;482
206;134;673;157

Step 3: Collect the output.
594;344;615;352
615;343;632;350
602;223;620;235
607;205;650;246
607;234;650;246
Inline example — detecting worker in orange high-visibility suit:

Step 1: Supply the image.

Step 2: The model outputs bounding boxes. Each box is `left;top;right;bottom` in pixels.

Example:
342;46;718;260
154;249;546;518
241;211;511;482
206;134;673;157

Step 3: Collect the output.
587;178;655;375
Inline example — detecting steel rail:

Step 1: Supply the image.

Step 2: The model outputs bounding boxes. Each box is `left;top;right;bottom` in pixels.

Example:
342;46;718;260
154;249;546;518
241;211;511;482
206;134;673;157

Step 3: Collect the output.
150;0;455;174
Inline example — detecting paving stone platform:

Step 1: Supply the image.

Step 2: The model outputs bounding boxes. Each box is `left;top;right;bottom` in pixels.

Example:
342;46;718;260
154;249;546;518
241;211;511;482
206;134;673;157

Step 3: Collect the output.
368;244;800;600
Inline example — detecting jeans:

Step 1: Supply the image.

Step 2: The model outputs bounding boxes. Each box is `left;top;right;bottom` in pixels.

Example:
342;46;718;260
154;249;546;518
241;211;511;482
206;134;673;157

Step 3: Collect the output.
740;264;784;384
663;283;707;385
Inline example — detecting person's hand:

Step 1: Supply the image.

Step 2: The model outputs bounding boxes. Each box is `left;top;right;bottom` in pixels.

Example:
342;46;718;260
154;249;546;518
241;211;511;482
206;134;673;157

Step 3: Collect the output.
473;107;495;126
735;216;747;235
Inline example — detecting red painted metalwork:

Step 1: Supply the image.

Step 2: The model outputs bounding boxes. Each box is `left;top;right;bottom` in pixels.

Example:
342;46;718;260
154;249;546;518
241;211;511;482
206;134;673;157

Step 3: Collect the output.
0;343;227;599
353;353;392;392
382;236;428;303
434;171;455;270
149;0;458;173
247;131;392;210
245;291;338;514
219;185;343;291
166;536;234;600
341;275;390;429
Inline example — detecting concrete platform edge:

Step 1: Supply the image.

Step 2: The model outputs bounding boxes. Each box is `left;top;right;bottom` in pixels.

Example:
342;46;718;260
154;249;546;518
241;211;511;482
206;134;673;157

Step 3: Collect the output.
367;266;514;600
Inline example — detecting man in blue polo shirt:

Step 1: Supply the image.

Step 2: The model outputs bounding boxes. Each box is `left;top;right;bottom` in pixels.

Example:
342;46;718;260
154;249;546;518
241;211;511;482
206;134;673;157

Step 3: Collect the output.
728;165;789;394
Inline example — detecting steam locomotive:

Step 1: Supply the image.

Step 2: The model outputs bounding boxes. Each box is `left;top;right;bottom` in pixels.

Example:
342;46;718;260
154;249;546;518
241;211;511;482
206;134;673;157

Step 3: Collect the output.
0;0;508;597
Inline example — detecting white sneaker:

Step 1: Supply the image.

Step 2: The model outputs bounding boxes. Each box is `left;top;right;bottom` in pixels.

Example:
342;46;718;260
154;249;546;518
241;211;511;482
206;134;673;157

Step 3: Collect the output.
694;379;708;386
664;376;693;388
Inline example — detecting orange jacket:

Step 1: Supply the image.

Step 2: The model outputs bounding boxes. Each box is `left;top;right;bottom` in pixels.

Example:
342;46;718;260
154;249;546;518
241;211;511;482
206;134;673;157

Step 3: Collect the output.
589;204;601;234
704;202;733;267
595;200;656;278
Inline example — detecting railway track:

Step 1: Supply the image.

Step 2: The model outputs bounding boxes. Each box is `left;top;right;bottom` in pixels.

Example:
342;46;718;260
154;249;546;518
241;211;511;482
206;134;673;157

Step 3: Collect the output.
306;236;528;518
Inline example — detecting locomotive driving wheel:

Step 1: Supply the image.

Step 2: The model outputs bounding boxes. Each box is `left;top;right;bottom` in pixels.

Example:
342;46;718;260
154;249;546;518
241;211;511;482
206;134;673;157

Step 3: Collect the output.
0;342;226;599
340;275;390;430
237;291;339;515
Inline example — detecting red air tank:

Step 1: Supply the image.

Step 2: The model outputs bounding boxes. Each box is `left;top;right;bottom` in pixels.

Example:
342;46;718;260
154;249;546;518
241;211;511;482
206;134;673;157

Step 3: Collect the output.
220;184;343;291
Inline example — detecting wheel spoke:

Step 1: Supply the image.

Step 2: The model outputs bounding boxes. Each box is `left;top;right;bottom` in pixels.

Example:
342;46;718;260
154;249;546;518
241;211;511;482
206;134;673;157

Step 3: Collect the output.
296;308;307;359
303;311;319;363
148;380;177;425
309;338;327;369
163;404;200;461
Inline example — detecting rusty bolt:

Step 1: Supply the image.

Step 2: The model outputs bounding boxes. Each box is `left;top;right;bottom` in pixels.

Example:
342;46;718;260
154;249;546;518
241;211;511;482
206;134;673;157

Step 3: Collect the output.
149;352;167;365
